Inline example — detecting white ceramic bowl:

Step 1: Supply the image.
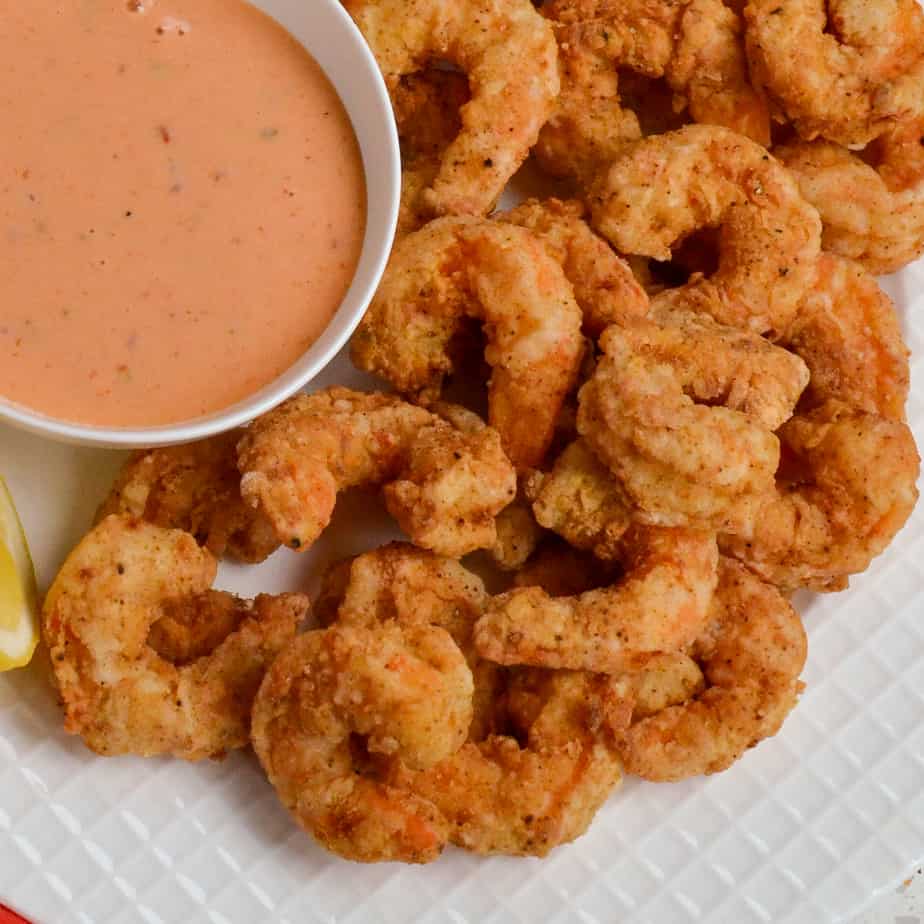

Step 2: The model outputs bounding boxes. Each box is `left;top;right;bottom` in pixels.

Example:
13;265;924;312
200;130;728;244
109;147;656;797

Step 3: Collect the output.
0;0;399;449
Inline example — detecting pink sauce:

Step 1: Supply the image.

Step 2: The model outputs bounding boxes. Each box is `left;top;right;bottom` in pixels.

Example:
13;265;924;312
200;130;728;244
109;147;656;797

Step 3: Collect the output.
0;0;366;427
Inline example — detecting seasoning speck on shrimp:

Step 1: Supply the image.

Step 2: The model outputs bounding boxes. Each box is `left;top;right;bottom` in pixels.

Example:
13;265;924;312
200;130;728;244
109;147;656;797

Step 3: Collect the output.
237;388;516;557
251;623;473;864
350;219;585;469
42;516;305;760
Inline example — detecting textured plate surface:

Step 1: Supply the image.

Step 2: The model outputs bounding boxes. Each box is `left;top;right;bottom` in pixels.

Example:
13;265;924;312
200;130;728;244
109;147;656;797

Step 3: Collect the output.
1;29;924;924
2;262;923;923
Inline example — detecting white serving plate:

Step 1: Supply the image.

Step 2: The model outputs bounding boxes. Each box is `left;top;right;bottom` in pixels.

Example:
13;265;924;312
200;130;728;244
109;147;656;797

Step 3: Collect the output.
2;250;923;924
1;8;923;924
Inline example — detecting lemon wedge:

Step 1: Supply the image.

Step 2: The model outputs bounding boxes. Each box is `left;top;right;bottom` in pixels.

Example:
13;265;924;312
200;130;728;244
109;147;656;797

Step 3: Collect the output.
0;477;39;670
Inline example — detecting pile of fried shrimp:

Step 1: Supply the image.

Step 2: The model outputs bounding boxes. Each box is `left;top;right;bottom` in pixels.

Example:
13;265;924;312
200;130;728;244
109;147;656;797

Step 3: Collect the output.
41;0;923;865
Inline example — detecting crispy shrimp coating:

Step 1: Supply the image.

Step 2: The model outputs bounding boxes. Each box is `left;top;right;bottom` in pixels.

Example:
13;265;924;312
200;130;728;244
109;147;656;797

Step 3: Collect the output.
496;198;649;335
390;70;471;237
776;126;924;275
251;623;473;864
387;670;632;856
350;219;585;469
784;254;910;422
487;493;545;572
237;388;515;557
97;431;278;564
527;440;632;561
577;320;793;530
475;524;718;673
42;516;305;760
721;400;920;592
316;543;502;742
588;125;821;337
345;0;559;217
512;538;618;598
619;558;807;781
640;307;810;430
536;0;769;180
744;0;924;146
625;652;706;720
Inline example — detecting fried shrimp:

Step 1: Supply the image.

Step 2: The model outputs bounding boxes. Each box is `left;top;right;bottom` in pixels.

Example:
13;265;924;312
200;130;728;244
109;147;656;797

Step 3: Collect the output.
390;70;471;237
475;525;718;673
344;0;558;217
619;558;807;781
97;430;278;564
576;321;788;530
784;254;909;421
251;623;473;863
535;0;769;180
513;538;618;598
625;652;705;720
744;0;924;146
488;493;544;572
387;670;631;856
350;219;585;469
776;126;924;275
527;440;633;560
640;307;810;430
315;543;502;742
42;516;305;760
721;400;920;592
497;198;649;336
588;125;821;337
236;388;515;557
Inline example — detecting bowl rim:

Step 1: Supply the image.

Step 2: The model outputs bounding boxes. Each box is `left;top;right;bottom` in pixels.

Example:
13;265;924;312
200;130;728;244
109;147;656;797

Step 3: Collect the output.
0;0;399;450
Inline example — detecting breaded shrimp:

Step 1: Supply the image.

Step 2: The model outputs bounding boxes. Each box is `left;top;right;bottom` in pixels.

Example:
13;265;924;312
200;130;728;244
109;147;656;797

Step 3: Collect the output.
588;125;821;337
625;652;706;720
776;126;924;275
251;623;473;863
496;198;650;335
350;219;585;469
315;543;502;742
390;70;471;237
535;0;769;179
97;430;278;564
42;516;305;760
387;670;632;856
784;254;910;422
619;558;807;780
745;0;924;146
475;524;718;673
512;537;618;598
577;321;789;531
237;388;515;557
345;0;559;216
527;440;633;561
721;400;920;592
487;493;545;572
639;307;810;430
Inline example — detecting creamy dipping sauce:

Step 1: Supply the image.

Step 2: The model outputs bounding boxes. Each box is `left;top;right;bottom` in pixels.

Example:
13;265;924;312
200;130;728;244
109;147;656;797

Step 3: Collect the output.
0;0;366;427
